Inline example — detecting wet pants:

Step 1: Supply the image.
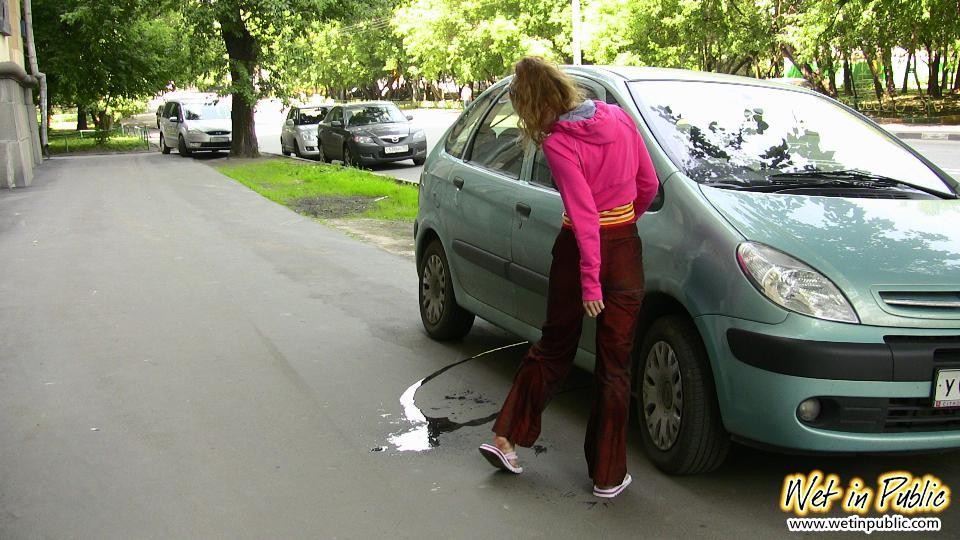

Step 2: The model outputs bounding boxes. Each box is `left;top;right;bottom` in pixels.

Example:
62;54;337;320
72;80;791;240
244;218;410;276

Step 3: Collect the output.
492;225;644;487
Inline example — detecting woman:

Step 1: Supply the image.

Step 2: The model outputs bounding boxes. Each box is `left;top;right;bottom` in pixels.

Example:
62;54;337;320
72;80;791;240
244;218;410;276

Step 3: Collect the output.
479;57;659;498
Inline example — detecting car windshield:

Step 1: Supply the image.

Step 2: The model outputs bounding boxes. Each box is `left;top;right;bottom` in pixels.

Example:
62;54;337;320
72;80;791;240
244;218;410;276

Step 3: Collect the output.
347;105;406;127
182;102;231;121
630;81;954;195
297;108;326;125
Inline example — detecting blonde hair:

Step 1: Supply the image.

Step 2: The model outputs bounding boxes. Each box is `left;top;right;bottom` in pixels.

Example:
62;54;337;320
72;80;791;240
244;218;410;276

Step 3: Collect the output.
510;57;584;146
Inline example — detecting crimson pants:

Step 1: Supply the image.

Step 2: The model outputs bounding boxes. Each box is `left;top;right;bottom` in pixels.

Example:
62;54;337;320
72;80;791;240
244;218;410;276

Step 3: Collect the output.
492;225;644;486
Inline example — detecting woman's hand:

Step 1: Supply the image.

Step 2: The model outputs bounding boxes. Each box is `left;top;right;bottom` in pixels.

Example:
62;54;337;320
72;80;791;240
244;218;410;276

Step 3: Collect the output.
583;299;605;318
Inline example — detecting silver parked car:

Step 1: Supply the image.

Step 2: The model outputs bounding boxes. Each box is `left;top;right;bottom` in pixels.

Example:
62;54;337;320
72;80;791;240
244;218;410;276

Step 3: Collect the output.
281;105;330;158
158;97;232;156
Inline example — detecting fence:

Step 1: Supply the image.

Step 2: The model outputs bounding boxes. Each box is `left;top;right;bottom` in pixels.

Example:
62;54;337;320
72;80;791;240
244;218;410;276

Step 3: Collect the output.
47;125;152;154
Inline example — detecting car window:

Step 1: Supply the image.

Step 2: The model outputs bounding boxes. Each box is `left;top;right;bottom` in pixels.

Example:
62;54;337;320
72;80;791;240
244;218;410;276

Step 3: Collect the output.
297;108;326;125
444;90;497;159
466;95;524;179
182;102;230;121
347;105;406;127
171;103;181;119
530;148;557;190
287;108;296;121
631;80;953;195
327;107;343;124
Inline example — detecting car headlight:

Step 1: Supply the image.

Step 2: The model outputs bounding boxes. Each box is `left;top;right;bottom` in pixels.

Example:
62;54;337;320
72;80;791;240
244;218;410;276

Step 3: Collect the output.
188;128;205;138
736;242;859;323
353;135;374;144
411;130;426;141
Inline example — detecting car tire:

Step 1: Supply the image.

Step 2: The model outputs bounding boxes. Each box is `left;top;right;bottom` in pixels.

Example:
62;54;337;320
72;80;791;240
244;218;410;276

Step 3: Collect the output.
343;145;359;168
635;315;729;475
418;240;474;341
281;139;290;156
317;144;327;163
412;157;426;166
160;134;170;154
178;135;191;157
294;140;304;158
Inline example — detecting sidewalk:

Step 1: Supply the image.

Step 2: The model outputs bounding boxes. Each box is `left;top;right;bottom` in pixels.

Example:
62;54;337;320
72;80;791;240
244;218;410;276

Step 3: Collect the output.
875;122;960;141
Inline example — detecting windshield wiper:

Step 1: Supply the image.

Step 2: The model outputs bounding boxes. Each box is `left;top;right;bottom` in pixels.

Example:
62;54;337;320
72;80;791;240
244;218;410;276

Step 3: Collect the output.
766;169;956;199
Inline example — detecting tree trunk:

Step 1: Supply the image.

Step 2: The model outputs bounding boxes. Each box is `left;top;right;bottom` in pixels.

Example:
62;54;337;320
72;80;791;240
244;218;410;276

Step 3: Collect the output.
218;8;260;158
902;51;913;93
940;46;950;94
822;49;838;96
881;47;896;97
926;46;942;98
843;54;853;95
954;52;960;91
861;47;884;101
77;106;88;130
780;44;830;95
912;54;925;95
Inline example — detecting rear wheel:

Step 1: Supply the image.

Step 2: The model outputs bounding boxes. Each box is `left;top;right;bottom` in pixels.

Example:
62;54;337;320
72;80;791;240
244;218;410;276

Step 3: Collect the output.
635;315;729;474
418;240;474;340
177;135;191;157
160;134;171;154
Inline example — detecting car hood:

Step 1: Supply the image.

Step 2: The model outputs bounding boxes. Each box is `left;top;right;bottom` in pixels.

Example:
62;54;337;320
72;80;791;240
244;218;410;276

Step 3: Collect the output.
184;119;232;132
700;185;960;327
350;123;412;138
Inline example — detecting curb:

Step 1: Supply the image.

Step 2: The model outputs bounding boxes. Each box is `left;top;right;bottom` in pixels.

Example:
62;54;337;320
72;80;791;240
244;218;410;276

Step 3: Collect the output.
263;151;420;186
890;132;960;141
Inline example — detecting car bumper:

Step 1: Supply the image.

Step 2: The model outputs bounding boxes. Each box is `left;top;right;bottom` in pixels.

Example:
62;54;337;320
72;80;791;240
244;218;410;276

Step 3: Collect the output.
187;140;231;151
697;313;960;452
353;141;427;164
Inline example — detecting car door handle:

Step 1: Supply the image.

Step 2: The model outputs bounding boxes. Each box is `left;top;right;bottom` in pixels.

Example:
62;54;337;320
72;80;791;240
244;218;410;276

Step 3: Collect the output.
515;203;531;217
452;177;464;190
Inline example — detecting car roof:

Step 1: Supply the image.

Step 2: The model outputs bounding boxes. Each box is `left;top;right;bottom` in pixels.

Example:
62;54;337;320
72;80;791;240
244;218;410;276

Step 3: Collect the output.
559;65;819;95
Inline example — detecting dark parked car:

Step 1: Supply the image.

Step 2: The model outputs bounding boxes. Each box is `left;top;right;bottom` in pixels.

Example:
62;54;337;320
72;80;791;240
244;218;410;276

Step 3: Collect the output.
317;101;427;166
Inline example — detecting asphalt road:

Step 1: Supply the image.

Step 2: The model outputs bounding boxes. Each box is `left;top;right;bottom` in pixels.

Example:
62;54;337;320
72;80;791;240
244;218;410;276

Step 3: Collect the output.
2;153;960;538
905;139;960;179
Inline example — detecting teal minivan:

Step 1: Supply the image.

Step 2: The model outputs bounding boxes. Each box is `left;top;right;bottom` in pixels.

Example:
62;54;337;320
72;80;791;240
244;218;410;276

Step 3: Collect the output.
413;66;960;474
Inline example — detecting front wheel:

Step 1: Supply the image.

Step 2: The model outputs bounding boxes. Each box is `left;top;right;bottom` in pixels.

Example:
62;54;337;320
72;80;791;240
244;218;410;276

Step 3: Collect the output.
635;315;729;474
412;157;426;166
294;140;304;158
418;240;474;340
177;135;191;157
160;134;171;154
281;138;290;156
343;145;360;168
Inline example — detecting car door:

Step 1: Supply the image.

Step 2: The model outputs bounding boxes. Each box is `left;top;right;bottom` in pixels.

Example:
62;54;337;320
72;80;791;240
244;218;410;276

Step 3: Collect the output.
320;107;345;159
443;90;526;317
164;102;182;142
281;108;297;149
507;83;627;349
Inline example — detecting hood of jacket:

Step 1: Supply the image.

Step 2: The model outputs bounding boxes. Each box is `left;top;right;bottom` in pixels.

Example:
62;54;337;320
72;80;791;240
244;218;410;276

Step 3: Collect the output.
550;99;622;145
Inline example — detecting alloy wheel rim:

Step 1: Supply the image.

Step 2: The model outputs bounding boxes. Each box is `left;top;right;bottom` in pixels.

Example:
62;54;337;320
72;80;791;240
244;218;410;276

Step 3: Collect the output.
642;341;683;451
421;254;446;324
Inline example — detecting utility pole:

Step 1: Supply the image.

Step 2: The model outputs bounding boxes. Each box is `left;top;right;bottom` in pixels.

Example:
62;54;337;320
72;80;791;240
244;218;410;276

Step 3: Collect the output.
572;0;582;65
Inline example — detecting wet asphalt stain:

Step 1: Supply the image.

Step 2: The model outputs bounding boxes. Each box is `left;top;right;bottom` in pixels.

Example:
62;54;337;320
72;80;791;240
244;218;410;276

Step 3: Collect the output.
387;342;526;452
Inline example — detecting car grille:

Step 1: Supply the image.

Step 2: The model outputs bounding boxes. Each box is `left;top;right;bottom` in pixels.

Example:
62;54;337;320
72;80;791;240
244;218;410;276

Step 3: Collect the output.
379;135;407;144
885;398;960;432
206;130;230;135
878;291;960;318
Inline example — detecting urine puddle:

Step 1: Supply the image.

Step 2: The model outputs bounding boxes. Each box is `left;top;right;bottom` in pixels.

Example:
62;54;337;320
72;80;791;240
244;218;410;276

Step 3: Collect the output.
388;342;526;451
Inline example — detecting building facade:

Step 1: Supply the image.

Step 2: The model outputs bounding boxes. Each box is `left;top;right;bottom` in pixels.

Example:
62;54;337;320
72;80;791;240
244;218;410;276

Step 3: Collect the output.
1;0;41;189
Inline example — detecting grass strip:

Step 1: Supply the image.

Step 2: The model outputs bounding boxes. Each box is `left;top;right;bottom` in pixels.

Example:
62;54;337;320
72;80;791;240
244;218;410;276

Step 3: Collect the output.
47;130;148;154
216;158;419;221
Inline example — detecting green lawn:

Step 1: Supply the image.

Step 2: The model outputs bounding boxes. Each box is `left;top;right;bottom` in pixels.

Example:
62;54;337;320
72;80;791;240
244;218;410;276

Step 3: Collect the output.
216;158;419;221
47;130;149;154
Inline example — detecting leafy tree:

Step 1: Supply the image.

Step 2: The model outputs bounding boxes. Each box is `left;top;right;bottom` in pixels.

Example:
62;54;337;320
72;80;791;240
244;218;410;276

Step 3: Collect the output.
33;0;185;131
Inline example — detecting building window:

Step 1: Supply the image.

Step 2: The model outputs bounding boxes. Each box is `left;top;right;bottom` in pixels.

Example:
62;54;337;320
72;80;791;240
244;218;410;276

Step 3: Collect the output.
0;0;11;37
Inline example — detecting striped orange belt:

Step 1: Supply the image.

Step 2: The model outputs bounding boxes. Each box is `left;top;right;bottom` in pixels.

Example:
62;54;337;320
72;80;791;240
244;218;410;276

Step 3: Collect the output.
562;202;636;228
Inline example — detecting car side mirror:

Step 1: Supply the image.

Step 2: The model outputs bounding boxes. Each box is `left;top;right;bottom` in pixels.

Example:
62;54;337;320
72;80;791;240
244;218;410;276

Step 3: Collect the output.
331;120;343;128
406;115;413;121
169;116;179;123
285;119;294;126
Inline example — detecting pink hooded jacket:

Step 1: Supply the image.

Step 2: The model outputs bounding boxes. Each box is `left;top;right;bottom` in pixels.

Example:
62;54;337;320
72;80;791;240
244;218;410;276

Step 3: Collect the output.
542;100;659;302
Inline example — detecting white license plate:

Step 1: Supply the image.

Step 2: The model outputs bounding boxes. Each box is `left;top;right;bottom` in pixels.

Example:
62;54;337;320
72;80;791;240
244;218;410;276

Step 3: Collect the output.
384;145;409;154
211;136;229;143
933;369;960;408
